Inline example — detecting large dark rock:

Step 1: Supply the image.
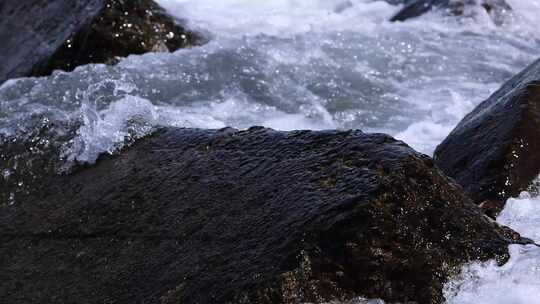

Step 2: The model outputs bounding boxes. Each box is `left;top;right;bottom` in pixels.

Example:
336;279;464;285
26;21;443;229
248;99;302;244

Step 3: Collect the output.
0;127;523;303
389;0;512;23
0;0;204;84
434;59;540;216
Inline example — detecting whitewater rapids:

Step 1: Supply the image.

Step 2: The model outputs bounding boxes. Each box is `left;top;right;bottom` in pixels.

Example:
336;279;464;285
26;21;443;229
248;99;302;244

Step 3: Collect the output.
1;0;540;302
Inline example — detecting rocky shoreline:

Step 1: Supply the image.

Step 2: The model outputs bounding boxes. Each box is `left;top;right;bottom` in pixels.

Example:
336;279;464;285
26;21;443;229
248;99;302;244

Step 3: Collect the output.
0;127;530;304
1;1;539;304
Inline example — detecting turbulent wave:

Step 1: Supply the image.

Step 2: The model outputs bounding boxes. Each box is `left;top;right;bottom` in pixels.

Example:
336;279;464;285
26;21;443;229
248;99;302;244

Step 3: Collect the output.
1;0;538;164
445;189;540;304
1;0;540;302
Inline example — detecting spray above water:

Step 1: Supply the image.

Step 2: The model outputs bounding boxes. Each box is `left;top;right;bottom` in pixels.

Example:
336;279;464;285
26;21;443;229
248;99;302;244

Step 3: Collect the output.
2;0;539;220
1;0;538;165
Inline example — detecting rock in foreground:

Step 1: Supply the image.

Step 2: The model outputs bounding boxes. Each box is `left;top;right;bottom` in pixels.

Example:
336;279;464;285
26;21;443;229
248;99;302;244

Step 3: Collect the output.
0;128;520;303
434;59;540;216
390;0;512;23
0;0;204;84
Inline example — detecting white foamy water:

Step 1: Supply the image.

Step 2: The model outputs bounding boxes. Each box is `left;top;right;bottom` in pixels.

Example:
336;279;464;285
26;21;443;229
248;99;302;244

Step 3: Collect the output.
1;0;539;163
445;190;540;304
1;1;540;302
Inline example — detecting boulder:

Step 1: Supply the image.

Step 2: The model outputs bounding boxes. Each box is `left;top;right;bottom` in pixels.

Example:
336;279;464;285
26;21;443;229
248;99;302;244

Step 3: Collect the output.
0;127;523;304
0;0;204;84
434;59;540;216
389;0;512;23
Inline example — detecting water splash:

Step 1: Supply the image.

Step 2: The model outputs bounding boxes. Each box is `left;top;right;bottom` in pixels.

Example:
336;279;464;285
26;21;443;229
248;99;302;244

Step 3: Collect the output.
445;189;540;303
1;1;540;302
0;0;539;206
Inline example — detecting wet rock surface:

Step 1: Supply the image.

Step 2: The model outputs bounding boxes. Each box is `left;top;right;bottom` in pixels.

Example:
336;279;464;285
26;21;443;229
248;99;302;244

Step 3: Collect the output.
389;0;512;23
0;127;521;304
434;59;540;214
0;0;204;84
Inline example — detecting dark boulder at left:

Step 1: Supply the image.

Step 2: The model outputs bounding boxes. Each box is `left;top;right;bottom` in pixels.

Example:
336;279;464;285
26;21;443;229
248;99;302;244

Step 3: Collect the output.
389;0;512;23
0;0;204;84
434;59;540;216
0;127;523;304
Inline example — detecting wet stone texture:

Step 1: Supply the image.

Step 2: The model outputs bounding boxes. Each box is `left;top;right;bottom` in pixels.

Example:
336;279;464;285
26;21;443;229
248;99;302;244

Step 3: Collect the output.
389;0;512;23
0;0;204;84
0;127;524;304
435;59;540;217
0;119;76;207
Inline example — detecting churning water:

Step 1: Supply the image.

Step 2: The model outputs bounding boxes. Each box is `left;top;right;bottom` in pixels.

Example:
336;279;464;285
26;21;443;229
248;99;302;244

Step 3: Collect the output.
1;0;540;302
444;190;540;304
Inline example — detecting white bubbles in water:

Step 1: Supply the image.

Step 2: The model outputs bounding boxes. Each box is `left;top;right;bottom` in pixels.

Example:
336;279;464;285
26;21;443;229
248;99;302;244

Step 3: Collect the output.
139;0;540;155
60;79;338;163
395;121;454;154
1;0;539;164
1;0;540;302
445;188;540;304
499;191;540;241
445;244;540;304
67;95;159;163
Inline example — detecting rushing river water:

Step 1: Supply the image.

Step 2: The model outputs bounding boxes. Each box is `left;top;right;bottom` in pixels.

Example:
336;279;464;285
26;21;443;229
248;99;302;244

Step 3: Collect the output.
1;0;540;302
